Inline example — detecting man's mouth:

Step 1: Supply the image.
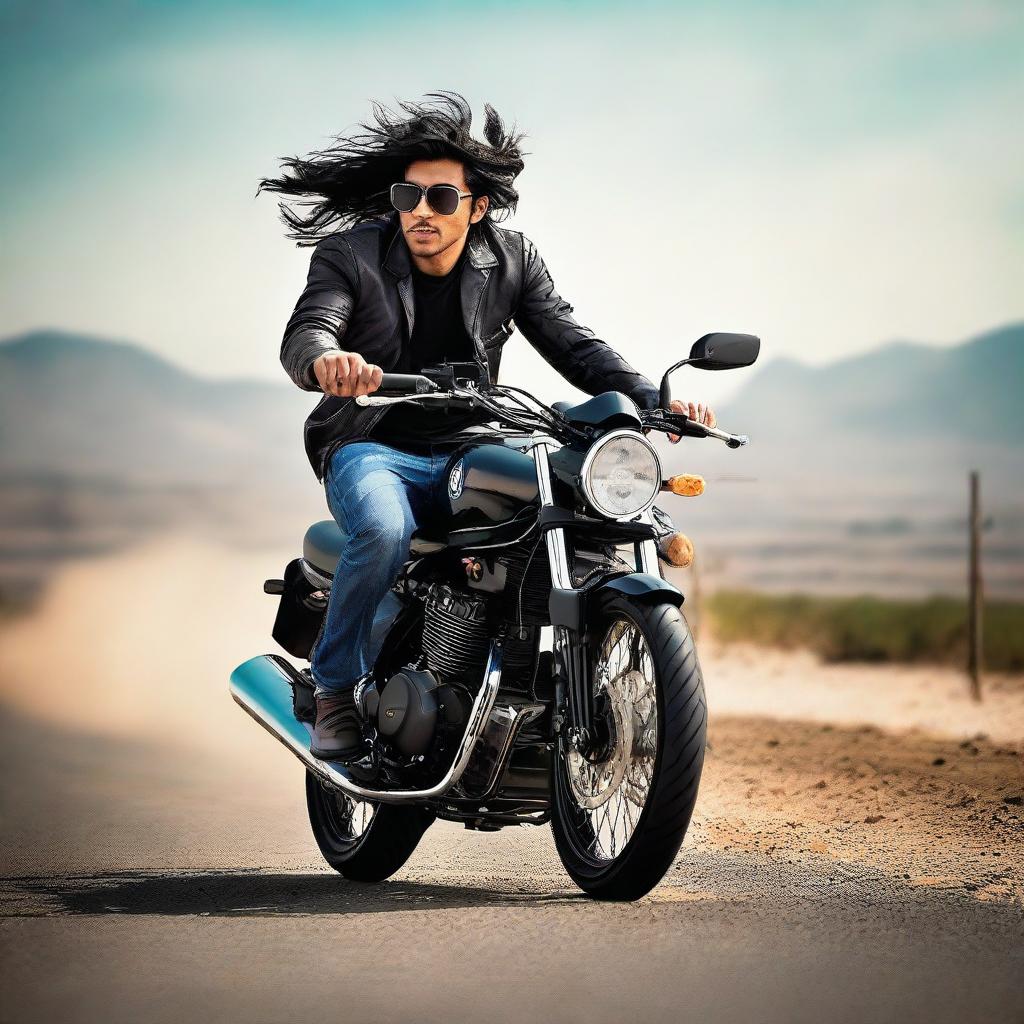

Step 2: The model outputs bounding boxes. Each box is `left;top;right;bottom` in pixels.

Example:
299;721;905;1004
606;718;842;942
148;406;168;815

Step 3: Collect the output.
410;226;437;235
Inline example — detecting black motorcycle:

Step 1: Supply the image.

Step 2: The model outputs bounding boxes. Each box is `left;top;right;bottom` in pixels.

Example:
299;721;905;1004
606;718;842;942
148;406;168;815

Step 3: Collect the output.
231;332;759;900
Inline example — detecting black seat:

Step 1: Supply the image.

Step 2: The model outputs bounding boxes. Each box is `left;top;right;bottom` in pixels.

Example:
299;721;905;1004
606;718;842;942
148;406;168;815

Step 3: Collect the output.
302;520;446;576
303;520;347;575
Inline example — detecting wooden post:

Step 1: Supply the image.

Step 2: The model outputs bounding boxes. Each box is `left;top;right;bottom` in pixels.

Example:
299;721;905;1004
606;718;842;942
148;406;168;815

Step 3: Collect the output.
967;470;983;701
691;552;702;641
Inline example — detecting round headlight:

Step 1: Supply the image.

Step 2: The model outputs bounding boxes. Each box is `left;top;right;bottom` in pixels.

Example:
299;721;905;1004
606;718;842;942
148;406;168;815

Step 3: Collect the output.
581;430;662;520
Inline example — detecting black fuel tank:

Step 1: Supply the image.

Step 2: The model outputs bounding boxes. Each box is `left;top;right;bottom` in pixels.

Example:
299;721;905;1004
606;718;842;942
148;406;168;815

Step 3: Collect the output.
441;438;539;548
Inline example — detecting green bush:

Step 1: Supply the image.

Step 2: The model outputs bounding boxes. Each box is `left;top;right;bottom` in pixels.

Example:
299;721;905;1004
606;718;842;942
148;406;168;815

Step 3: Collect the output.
705;590;1024;671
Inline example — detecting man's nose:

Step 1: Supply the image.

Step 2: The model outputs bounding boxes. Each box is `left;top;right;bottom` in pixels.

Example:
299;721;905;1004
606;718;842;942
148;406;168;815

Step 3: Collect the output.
412;193;432;217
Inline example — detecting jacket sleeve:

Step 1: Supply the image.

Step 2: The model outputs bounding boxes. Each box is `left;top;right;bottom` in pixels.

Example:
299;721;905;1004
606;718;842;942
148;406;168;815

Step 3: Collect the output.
511;234;660;411
280;235;361;392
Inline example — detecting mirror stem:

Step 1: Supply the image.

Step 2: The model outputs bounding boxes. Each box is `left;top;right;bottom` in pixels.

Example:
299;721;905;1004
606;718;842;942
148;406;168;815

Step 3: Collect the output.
658;357;694;410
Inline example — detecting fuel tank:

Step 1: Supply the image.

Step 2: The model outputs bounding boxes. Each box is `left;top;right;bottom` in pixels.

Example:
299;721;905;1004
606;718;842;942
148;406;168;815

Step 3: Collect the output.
441;437;539;548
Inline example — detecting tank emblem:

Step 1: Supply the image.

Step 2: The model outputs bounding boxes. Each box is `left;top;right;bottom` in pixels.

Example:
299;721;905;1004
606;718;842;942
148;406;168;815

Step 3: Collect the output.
448;459;465;500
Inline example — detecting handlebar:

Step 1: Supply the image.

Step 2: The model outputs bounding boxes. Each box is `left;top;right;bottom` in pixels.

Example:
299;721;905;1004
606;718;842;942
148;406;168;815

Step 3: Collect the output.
356;376;750;448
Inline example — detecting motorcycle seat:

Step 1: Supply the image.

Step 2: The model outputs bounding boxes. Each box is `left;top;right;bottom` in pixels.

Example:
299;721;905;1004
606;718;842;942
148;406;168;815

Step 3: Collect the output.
303;520;446;576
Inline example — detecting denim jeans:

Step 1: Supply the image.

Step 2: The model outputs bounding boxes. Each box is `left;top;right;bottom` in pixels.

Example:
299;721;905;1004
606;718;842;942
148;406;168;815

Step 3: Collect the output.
309;442;451;694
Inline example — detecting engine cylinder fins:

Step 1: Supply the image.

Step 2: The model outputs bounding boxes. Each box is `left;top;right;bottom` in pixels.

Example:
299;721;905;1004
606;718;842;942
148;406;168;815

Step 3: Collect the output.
499;541;553;625
422;584;491;678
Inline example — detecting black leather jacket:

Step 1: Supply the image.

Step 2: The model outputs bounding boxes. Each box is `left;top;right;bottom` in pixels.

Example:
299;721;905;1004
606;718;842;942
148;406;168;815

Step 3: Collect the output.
281;212;659;479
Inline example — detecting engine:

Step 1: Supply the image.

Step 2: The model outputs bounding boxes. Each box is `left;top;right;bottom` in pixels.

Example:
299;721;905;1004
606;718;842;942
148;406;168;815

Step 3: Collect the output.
356;583;488;764
356;566;549;770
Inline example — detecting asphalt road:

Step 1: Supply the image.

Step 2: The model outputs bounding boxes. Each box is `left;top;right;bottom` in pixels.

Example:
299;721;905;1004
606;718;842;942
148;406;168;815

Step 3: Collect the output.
2;701;1022;1024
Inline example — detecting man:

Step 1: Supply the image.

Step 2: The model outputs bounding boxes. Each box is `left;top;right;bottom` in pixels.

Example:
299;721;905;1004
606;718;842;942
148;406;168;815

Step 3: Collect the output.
260;91;715;762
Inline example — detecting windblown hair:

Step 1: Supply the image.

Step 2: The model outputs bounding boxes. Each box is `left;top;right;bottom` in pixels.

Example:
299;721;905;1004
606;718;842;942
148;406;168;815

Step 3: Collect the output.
258;90;527;245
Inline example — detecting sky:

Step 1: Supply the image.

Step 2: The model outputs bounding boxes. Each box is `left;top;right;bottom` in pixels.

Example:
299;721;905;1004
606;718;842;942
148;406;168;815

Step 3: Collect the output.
0;0;1021;406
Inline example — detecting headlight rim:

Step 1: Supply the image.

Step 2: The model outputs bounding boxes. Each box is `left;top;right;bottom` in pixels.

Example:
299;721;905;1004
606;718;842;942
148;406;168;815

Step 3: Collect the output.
579;428;663;521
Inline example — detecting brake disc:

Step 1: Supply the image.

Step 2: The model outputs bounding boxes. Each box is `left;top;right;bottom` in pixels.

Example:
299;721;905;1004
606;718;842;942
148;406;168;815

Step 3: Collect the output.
566;666;638;810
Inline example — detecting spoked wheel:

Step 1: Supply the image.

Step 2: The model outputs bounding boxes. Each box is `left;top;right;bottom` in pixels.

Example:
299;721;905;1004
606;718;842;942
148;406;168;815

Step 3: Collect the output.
552;596;706;900
305;772;434;882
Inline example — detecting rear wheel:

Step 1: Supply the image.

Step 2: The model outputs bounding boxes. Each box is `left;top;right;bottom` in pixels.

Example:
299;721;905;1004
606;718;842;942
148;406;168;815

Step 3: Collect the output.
552;597;706;900
305;773;434;881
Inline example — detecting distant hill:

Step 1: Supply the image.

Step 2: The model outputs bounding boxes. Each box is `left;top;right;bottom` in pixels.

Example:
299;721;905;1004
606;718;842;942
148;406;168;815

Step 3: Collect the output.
0;329;315;485
718;322;1024;445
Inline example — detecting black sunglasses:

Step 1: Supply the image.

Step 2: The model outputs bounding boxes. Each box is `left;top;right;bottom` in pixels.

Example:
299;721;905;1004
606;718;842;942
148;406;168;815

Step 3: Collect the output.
390;182;473;217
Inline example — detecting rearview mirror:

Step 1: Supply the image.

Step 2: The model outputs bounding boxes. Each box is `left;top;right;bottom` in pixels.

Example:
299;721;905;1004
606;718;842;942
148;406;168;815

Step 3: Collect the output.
658;332;761;409
688;333;760;371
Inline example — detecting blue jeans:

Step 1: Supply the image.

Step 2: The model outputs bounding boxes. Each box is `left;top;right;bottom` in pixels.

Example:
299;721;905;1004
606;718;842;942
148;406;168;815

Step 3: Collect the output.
309;442;451;693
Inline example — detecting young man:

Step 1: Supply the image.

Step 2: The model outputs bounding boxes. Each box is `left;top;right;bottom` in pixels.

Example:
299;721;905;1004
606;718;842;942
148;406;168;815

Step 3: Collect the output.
260;91;715;762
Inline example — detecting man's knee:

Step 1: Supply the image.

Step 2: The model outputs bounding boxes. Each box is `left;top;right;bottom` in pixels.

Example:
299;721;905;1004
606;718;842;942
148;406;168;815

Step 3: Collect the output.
349;490;415;559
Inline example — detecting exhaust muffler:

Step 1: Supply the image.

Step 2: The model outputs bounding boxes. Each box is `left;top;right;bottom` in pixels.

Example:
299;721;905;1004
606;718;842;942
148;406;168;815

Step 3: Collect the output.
230;645;509;805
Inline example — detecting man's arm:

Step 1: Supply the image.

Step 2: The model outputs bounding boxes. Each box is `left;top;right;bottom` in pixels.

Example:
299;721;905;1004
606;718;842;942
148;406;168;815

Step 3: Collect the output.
281;235;362;391
512;235;660;410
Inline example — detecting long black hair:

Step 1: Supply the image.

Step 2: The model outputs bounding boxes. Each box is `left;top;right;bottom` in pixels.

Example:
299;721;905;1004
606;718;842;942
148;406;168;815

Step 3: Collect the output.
258;90;527;245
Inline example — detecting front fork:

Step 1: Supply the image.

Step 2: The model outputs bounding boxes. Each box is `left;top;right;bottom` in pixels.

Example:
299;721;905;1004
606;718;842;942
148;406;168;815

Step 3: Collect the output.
533;440;662;753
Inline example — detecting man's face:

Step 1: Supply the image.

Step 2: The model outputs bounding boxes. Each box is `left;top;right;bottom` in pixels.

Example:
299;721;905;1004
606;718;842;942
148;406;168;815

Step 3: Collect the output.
399;157;489;261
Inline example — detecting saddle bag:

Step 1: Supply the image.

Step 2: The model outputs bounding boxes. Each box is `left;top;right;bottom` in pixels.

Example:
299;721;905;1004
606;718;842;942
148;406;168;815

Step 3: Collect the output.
267;558;328;661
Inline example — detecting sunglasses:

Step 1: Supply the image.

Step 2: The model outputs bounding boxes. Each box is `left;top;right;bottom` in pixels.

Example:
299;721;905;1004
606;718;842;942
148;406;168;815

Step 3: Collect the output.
390;182;473;217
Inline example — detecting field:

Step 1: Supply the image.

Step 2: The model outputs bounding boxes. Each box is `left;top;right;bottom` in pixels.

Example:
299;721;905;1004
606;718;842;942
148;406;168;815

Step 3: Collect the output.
705;590;1024;672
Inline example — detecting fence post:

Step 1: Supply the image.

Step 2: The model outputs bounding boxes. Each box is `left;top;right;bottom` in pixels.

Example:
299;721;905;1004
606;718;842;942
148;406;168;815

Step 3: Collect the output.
691;553;702;640
967;470;983;701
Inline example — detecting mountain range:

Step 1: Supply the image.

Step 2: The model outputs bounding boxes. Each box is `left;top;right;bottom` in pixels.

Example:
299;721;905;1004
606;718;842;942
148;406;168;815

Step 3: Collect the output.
0;323;1021;490
0;329;315;485
718;322;1024;445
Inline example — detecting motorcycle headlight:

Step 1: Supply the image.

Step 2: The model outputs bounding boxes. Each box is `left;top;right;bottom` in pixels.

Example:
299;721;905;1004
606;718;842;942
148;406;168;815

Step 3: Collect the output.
580;430;662;520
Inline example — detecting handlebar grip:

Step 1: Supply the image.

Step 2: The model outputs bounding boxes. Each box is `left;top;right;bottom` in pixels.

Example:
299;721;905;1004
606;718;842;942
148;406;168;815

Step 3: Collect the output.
378;373;436;395
663;414;709;438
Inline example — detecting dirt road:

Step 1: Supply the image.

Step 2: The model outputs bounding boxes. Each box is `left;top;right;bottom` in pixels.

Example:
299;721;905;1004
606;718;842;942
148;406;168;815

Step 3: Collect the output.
1;539;1022;1022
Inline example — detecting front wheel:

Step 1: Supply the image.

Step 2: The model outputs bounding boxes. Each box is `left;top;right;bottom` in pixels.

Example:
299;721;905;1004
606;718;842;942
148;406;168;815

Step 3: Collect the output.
552;597;706;900
305;773;434;881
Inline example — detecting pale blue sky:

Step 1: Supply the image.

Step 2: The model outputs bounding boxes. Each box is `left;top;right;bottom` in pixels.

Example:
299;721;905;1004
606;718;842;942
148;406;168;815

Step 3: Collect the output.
1;0;1021;404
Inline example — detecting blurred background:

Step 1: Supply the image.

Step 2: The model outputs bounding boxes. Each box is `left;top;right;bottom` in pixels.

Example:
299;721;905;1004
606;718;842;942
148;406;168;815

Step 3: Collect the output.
1;2;1022;1021
1;0;1021;665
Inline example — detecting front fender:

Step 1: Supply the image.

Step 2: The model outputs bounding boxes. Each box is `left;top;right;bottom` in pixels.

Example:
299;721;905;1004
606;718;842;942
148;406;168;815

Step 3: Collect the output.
594;572;683;607
548;572;682;632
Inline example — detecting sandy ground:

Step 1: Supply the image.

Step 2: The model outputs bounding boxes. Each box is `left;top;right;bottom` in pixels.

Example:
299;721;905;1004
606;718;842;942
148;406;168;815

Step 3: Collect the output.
0;536;1022;1023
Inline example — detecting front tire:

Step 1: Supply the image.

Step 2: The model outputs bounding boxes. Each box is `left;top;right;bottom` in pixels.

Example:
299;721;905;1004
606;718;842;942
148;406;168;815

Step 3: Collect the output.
305;772;434;881
552;597;706;900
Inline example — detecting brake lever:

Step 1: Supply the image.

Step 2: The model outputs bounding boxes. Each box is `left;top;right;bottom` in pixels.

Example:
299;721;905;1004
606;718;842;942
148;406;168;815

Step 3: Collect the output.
355;392;451;407
705;424;749;448
647;412;749;448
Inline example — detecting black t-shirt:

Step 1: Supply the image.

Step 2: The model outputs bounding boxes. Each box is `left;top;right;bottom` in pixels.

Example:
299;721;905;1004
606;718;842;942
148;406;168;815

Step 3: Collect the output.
370;245;485;454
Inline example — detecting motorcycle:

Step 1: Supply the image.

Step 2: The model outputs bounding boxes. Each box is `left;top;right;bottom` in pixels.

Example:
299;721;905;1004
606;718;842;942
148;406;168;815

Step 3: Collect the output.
230;331;759;900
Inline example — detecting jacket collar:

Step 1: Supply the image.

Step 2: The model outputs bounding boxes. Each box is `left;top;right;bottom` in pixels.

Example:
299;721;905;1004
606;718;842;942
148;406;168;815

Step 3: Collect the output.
383;212;498;277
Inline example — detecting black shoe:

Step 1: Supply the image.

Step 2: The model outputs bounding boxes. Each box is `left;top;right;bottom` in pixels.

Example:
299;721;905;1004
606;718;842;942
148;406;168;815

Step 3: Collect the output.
310;687;363;762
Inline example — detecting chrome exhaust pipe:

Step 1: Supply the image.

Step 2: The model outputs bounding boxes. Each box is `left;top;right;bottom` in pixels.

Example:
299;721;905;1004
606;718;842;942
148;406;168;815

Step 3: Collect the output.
229;643;502;804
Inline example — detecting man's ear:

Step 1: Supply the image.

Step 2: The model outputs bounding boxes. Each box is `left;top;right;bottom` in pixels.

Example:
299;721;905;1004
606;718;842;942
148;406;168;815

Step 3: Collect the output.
470;195;489;224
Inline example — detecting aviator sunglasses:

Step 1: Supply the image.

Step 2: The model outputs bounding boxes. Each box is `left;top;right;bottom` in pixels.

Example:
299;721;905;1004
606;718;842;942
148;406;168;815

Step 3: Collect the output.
390;181;473;217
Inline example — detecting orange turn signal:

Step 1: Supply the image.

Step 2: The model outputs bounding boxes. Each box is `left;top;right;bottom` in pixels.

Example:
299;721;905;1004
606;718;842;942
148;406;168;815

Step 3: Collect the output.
658;532;695;568
663;474;706;497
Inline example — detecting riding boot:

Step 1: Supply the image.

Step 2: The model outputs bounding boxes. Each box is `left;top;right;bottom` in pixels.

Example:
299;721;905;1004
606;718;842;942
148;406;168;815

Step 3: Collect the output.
310;687;363;762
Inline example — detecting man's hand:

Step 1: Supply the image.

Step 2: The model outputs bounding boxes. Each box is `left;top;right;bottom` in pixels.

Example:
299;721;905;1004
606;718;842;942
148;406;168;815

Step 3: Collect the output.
668;399;716;444
313;351;383;398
